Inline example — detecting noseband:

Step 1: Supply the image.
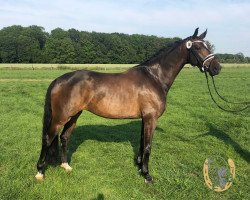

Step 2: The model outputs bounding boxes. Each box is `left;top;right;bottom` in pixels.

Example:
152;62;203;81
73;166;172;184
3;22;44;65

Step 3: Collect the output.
186;40;215;72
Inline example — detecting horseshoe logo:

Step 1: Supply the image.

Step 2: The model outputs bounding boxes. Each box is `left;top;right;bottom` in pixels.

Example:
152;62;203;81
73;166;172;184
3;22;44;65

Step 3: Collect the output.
203;157;235;192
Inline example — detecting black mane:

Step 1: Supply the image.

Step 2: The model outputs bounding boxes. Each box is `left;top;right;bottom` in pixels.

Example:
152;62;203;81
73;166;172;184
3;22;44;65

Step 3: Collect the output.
140;39;183;66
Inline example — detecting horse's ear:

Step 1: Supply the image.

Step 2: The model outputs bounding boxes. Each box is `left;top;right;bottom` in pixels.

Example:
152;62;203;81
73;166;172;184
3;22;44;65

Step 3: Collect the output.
199;29;207;39
192;28;199;39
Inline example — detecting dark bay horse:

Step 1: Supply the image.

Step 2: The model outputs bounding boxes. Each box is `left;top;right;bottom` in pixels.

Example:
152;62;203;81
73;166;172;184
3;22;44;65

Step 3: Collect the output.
35;28;221;183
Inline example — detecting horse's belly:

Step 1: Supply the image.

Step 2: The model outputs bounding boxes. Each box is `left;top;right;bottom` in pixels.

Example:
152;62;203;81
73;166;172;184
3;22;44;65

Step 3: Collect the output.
87;95;140;119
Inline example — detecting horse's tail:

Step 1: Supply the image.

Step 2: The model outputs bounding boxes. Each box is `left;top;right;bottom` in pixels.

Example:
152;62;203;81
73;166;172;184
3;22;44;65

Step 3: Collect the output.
43;79;59;165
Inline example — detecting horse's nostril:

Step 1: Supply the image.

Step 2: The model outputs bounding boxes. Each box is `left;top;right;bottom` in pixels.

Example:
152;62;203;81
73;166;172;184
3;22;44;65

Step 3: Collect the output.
213;66;221;74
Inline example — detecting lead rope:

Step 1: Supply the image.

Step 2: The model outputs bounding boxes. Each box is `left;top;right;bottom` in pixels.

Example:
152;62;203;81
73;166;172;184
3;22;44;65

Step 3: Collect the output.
205;71;249;113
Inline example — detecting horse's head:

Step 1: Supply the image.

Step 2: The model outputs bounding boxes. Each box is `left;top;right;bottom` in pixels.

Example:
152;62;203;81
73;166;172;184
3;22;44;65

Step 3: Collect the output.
185;28;221;76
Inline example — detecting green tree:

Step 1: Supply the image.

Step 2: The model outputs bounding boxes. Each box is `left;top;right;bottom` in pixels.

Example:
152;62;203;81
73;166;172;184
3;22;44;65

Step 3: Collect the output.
45;38;76;63
205;40;215;53
0;25;23;62
0;25;47;63
235;52;244;63
79;31;96;63
1;25;249;64
45;28;76;63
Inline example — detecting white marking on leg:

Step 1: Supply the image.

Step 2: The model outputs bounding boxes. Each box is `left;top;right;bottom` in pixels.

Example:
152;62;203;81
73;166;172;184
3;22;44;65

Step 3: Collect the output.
35;172;44;180
144;177;153;184
61;163;73;171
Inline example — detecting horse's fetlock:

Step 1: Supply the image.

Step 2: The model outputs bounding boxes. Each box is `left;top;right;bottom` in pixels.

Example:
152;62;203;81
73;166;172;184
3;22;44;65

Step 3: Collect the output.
142;165;148;175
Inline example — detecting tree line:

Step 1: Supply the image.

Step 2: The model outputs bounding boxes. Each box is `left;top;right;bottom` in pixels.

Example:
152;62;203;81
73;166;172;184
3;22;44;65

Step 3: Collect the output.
0;25;249;64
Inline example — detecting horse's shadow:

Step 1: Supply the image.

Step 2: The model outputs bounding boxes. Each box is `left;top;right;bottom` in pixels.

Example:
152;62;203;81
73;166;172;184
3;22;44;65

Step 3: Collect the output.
196;123;250;163
67;120;164;164
172;101;250;163
67;115;250;165
67;120;141;164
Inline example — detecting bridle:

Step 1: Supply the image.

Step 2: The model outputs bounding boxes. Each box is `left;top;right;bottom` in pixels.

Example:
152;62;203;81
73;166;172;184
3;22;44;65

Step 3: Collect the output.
186;39;250;113
186;39;215;72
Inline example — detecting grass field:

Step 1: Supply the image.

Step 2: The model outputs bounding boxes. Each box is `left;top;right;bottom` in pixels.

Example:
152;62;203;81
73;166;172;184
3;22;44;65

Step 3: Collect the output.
0;66;249;199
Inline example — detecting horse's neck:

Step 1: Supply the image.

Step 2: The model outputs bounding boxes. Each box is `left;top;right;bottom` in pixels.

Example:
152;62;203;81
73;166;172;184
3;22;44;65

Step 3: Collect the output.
147;48;187;91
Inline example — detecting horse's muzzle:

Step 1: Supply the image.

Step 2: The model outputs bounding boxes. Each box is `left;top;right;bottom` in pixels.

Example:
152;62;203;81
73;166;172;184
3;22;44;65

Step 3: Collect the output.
208;60;221;76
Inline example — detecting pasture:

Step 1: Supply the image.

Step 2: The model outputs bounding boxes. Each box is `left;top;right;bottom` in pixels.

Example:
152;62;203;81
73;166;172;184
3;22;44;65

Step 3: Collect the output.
0;65;249;199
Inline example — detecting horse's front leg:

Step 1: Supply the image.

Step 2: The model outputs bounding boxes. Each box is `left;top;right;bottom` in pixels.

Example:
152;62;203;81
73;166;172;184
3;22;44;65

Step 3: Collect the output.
141;114;157;183
136;119;144;169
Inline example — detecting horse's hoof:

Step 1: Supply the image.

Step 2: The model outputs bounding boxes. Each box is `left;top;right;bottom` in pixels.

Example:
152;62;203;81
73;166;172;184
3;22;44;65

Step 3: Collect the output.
61;163;72;171
144;176;153;184
35;172;44;180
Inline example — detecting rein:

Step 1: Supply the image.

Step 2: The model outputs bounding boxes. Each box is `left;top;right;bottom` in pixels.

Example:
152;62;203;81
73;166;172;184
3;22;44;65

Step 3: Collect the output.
186;39;250;113
204;71;250;113
211;75;250;105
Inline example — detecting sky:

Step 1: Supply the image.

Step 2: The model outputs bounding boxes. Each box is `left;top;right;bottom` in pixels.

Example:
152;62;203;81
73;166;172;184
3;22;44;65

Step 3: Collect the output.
1;0;250;56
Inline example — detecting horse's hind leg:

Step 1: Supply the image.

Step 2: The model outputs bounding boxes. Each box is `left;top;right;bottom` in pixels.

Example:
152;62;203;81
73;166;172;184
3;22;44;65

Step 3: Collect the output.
60;111;82;171
36;122;62;180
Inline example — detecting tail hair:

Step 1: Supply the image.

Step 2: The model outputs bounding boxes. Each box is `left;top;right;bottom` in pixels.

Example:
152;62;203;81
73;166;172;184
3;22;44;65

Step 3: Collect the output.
42;80;59;165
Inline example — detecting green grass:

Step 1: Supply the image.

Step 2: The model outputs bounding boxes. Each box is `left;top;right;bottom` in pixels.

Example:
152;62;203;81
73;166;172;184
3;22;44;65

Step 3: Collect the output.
0;67;249;199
